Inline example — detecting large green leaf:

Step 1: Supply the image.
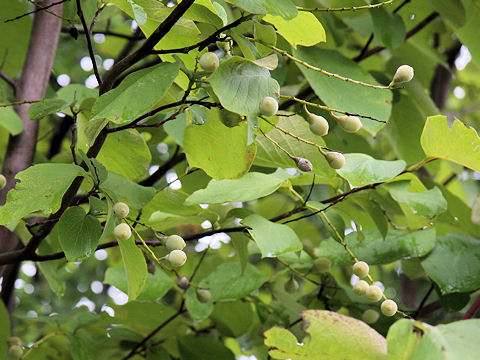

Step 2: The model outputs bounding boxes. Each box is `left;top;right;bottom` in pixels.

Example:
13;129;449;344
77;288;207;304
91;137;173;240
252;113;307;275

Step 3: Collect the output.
427;0;465;27
337;153;405;186
185;170;292;205
421;116;480;172
97;129;151;182
91;62;179;124
183;112;256;179
263;12;326;47
0;301;10;359
117;236;148;301
209;57;280;116
370;7;406;48
57;206;102;262
293;47;392;134
316;228;436;265
100;172;155;209
0;164;85;225
421;233;480;294
185;286;214;321
104;267;174;301
143;189;203;219
255;115;335;177
243;214;302;257
146;210;218;232
264;310;387;360
0;107;23;135
233;0;298;19
178;336;235;360
455;0;480;64
386;320;421;360
28;98;69;120
199;262;268;301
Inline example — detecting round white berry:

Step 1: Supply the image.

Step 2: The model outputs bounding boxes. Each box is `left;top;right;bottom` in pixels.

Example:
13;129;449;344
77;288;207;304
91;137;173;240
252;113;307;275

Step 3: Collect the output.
353;261;369;278
259;96;278;117
113;223;131;241
366;285;383;302
165;235;186;251
167;249;187;267
353;280;369;296
381;299;398;316
113;202;129;219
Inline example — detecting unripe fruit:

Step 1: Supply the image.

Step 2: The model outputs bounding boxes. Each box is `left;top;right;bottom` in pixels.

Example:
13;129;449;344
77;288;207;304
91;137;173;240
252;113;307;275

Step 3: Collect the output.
259;96;278;117
165;235;186;251
0;174;6;190
294;157;313;172
366;285;383;302
284;277;299;293
335;115;363;133
147;260;156;275
7;345;23;360
199;52;219;72
113;202;129;219
113;223;131;241
353;261;369;278
381;299;398;317
391;65;414;85
353;280;369;296
304;105;329;136
167;249;187;267
362;309;380;324
177;276;190;290
325;151;346;169
196;288;211;303
7;337;22;347
314;257;331;273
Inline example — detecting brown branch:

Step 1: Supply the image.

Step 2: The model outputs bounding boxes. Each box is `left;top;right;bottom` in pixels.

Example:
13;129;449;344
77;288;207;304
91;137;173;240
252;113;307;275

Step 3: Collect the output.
4;0;68;23
463;295;480;320
0;70;16;91
76;0;102;86
62;27;142;41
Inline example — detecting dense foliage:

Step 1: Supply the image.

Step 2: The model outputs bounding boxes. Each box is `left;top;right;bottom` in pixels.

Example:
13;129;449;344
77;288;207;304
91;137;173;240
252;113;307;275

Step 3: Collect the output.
1;0;480;359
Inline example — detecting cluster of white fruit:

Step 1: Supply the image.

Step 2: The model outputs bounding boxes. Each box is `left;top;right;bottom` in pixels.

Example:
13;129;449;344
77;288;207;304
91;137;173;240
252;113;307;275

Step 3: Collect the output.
351;261;398;318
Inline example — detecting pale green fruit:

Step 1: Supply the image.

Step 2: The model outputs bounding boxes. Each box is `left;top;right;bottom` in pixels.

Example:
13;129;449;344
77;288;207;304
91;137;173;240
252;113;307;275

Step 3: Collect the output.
353;280;369;296
366;285;383;302
113;202;129;219
7;337;22;347
294;157;313;172
113;223;131;241
259;96;278;116
167;249;187;267
199;52;219;72
314;258;331;273
165;235;186;251
309;115;329;136
196;288;211;303
8;345;23;360
381;299;398;316
362;309;380;324
392;65;414;85
284;277;300;294
353;261;369;278
0;174;6;190
177;276;190;290
336;115;363;133
325;151;346;169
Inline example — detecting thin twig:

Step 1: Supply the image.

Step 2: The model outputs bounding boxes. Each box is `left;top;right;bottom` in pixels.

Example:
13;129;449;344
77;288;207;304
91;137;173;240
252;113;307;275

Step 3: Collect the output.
412;283;434;319
298;0;395;12
5;0;68;22
89;0;105;33
463;295;480;320
0;70;16;91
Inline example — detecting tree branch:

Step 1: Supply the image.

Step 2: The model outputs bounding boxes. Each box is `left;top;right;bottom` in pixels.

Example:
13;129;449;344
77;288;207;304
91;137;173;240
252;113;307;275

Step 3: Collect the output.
4;0;68;23
139;147;185;187
0;70;16;92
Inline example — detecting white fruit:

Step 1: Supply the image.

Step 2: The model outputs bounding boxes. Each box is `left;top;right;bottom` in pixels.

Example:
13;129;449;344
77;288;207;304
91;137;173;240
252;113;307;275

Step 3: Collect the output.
325;151;346;169
362;309;380;324
381;299;398;316
165;235;186;251
353;261;369;278
113;223;131;241
392;65;414;85
314;257;331;273
304;105;329;136
366;285;383;302
259;96;278;116
199;52;219;72
167;249;187;267
335;115;363;133
353;280;369;296
113;202;129;219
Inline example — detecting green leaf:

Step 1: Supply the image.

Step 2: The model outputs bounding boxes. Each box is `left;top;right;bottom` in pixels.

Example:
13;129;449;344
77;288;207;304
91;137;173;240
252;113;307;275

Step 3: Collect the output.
371;8;406;48
183;111;256;179
178;336;235;360
243;214;302;257
146;210;218;232
0;107;23;135
263;12;326;47
316;228;436;265
293;47;392;133
384;180;447;218
233;0;298;19
421;233;480;294
455;0;480;65
143;189;203;219
97;129;151;182
0;301;10;359
0;164;85;225
264;310;387;360
427;0;465;27
91;62;179;124
28;98;69;120
421;116;480;172
199;262;268;301
386;319;422;360
185;286;213;321
185;170;292;205
100;172;155;209
337;153;405;186
255;115;335;177
209;56;280;116
104;267;174;301
68;331;97;360
57;206;102;262
211;301;254;337
117;237;147;301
